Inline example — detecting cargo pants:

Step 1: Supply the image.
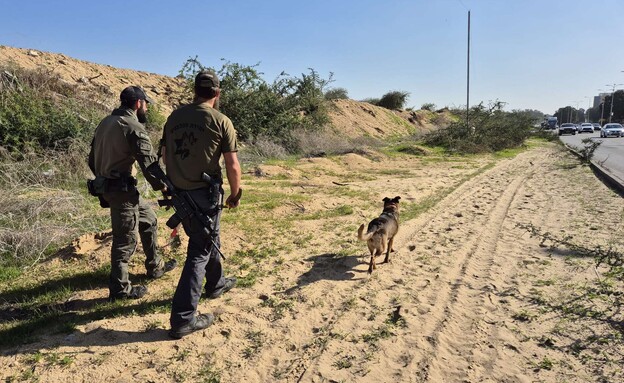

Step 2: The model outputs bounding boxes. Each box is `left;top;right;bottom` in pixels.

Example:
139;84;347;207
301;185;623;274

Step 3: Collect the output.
170;185;226;329
104;191;163;298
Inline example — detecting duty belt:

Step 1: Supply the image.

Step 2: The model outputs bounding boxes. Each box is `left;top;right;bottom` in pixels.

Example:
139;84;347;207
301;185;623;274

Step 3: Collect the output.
87;175;137;195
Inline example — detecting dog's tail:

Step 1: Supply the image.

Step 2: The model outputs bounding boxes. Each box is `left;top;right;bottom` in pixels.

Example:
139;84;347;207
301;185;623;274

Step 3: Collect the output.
358;224;373;241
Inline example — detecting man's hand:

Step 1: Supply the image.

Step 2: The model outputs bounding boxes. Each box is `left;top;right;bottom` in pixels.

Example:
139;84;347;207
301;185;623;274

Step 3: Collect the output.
225;188;242;209
223;152;241;209
160;186;171;209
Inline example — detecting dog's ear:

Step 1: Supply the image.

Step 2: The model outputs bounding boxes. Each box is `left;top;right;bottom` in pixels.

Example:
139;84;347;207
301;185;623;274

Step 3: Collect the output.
393;196;401;203
383;197;390;203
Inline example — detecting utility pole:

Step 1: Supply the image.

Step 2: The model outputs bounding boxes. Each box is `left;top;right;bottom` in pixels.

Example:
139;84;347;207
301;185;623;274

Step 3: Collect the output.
466;10;470;130
606;83;624;123
599;90;607;125
575;101;582;124
598;88;609;125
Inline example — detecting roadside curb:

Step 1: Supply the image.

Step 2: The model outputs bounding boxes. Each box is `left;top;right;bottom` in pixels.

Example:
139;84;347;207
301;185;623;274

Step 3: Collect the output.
563;142;624;196
589;161;624;196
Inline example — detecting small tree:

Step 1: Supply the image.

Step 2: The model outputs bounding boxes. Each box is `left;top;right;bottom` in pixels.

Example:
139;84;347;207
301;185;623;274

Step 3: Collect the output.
421;103;436;111
324;87;349;100
377;90;410;110
579;137;601;164
176;57;332;152
423;101;534;153
0;67;103;152
145;103;166;132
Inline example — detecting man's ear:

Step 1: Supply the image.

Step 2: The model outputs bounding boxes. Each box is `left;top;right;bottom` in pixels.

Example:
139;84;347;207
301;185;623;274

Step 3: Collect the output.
133;99;142;111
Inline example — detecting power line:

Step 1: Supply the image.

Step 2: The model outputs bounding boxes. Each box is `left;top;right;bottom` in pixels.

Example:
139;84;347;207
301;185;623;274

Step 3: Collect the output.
456;0;469;11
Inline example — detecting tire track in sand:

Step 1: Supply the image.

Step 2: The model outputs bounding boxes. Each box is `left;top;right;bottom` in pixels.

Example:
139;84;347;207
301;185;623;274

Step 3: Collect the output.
296;151;548;382
289;160;519;382
419;175;526;382
402;151;549;382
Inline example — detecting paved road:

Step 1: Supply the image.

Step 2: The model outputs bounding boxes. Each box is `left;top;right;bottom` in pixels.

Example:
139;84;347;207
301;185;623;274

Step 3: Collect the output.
559;130;624;183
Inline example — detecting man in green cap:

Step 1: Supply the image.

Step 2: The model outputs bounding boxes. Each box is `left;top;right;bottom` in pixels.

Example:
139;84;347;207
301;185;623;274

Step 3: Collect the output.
161;70;242;339
88;86;176;301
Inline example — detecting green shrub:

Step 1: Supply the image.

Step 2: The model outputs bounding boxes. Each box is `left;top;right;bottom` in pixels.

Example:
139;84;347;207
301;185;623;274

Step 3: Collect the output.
422;101;536;153
145;103;166;132
0;67;104;153
324;87;349;100
531;129;559;142
578;137;601;163
421;103;436;111
377;91;410;110
176;57;332;152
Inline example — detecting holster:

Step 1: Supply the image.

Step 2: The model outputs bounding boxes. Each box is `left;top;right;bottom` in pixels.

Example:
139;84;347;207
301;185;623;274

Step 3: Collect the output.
86;175;137;208
107;176;138;192
97;195;110;208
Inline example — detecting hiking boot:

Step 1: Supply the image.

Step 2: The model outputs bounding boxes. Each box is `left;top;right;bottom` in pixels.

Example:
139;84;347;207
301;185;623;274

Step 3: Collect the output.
108;285;148;302
169;313;215;339
148;259;178;279
206;277;237;299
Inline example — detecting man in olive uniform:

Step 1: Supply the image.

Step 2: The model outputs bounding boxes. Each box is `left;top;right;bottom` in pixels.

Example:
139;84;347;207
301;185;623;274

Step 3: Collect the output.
161;70;242;339
88;86;175;301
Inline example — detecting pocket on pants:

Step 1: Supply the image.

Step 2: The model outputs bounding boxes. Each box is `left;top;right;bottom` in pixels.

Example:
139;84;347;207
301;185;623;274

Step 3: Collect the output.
112;207;138;235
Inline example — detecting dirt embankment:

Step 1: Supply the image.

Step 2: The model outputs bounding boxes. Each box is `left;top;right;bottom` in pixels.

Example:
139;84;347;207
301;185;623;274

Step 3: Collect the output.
0;45;186;116
328;99;439;139
0;45;440;137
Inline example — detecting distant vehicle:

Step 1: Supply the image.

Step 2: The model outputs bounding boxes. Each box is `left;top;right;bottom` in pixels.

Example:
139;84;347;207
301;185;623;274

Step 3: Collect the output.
600;123;624;138
545;116;558;130
559;123;577;136
592;123;601;131
579;123;594;133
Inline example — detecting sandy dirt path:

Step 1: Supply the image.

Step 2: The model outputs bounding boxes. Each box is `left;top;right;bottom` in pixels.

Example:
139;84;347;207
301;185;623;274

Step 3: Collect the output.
2;145;623;383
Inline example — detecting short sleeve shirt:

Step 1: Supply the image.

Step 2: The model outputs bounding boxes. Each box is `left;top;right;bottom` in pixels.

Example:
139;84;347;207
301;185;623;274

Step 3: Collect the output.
162;102;238;190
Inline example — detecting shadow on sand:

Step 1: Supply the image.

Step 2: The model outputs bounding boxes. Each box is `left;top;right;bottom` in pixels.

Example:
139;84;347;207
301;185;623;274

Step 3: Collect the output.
283;252;367;295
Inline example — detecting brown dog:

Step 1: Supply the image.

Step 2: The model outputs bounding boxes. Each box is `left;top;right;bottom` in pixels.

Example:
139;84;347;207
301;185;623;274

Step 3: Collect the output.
357;196;400;274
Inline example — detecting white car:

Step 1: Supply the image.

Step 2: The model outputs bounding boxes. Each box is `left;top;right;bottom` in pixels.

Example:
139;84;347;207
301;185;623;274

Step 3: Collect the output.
600;123;624;138
578;123;594;133
558;123;577;136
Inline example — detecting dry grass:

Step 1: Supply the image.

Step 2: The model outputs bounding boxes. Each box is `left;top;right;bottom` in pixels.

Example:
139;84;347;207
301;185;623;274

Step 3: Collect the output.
294;127;383;157
0;143;107;267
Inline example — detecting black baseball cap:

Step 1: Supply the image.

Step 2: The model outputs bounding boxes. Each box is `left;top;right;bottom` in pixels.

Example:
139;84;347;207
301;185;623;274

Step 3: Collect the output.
194;70;220;89
120;86;154;104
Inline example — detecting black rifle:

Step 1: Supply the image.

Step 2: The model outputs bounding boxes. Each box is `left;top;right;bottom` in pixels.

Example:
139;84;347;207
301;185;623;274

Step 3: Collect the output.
146;162;226;260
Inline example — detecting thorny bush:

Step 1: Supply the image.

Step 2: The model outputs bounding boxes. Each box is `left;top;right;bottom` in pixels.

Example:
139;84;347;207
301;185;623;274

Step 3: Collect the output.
423;101;536;153
518;222;624;379
177;57;332;152
0;65;106;153
518;223;624;328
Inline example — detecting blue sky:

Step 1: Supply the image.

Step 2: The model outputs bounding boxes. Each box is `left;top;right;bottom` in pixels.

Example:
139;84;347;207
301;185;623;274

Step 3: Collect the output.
1;0;623;114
